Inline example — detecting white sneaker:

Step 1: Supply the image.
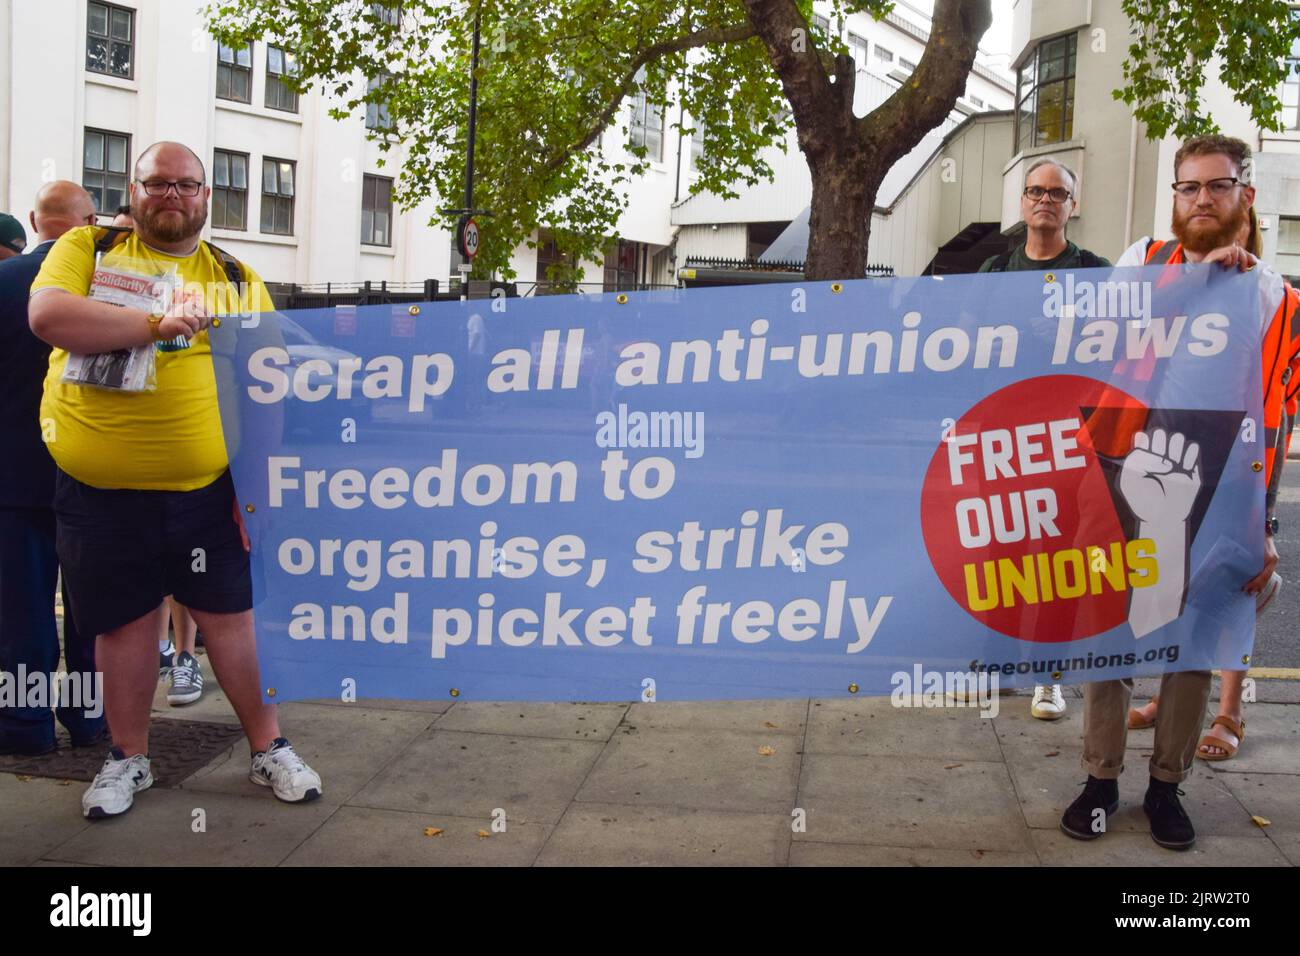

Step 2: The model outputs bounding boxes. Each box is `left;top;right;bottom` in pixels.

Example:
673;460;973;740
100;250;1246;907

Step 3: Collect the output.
1031;684;1067;720
249;738;322;803
82;749;153;818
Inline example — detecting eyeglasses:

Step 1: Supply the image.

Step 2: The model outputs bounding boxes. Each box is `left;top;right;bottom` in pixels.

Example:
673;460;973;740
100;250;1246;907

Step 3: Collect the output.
1171;177;1242;200
136;179;205;197
1023;185;1072;203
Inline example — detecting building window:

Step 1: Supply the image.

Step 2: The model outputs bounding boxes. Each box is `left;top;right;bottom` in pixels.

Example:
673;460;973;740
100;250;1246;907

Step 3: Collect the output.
873;45;894;66
1015;33;1076;151
217;41;253;103
629;72;663;163
212;150;249;231
847;33;869;71
535;232;571;292
83;128;130;214
899;57;917;73
604;239;639;291
1285;21;1300;130
365;74;393;131
86;2;133;79
361;175;393;246
811;14;832;40
261;158;295;235
971;95;985;109
265;45;299;112
369;2;400;26
689;122;705;171
1279;217;1300;255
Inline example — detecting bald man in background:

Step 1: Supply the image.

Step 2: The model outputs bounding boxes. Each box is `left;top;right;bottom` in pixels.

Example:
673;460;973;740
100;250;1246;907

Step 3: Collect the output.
0;181;103;755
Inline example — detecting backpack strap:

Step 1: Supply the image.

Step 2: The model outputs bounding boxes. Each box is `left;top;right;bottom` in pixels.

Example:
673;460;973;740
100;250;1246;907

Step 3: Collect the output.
985;249;1014;273
92;225;132;257
203;240;245;289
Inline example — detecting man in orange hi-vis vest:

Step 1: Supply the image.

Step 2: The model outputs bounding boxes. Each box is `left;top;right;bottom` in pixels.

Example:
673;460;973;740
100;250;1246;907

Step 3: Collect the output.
1059;135;1294;852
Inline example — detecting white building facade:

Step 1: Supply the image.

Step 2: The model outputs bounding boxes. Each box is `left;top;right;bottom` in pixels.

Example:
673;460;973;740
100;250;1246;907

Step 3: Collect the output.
0;0;1013;294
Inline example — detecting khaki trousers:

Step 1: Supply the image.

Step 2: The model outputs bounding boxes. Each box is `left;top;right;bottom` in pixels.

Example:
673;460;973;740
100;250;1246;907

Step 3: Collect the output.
1081;670;1211;784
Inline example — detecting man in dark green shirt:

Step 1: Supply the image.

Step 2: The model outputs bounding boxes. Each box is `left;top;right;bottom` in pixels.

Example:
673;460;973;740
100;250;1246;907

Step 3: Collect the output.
978;159;1111;274
976;158;1110;722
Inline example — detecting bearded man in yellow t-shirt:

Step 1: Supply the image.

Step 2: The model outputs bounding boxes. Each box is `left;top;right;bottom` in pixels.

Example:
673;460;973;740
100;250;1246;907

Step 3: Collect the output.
28;141;322;818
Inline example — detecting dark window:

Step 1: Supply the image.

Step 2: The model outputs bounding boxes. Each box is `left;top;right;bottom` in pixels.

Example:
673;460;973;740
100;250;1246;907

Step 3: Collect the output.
971;95;985;109
1015;33;1076;151
212;149;249;230
261;158;296;235
629;71;663;162
874;45;894;66
603;239;639;291
83;128;130;214
899;57;917;73
266;45;299;112
361;175;393;246
535;232;571;292
365;73;393;131
217;41;253;103
86;2;133;79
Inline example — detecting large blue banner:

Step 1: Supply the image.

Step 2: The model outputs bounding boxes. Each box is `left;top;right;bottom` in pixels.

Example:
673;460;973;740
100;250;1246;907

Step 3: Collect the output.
209;266;1265;702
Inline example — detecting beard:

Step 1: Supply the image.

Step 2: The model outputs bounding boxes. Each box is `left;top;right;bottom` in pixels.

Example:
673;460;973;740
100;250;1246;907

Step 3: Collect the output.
1172;196;1249;255
134;200;207;244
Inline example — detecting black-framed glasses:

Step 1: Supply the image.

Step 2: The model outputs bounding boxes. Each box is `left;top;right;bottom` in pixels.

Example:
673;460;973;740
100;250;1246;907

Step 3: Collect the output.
136;178;205;197
1023;185;1072;203
1172;177;1242;199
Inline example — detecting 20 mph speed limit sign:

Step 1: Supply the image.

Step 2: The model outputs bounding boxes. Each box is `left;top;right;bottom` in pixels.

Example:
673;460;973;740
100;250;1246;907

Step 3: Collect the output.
457;216;480;261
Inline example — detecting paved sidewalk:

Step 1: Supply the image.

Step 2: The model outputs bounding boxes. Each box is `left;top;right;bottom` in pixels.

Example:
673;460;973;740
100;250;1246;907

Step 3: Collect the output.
4;660;1297;867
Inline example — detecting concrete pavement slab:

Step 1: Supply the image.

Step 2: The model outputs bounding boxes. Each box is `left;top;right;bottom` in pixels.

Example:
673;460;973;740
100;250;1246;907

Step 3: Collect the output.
298;696;453;714
575;726;800;814
535;802;789;866
282;805;550;866
1030;829;1292;866
150;651;239;725
40;788;337;867
793;753;1032;851
350;729;603;825
805;697;1002;760
0;773;93;866
179;703;435;805
433;701;628;741
1217;772;1300;865
623;699;807;735
789;841;1038;866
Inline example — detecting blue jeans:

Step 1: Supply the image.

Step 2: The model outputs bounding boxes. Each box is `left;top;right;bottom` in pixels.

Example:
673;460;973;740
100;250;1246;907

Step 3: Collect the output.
0;507;104;750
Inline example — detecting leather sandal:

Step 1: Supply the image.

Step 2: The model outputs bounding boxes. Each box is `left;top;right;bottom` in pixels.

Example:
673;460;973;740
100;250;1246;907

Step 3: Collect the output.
1196;715;1244;761
1127;699;1157;730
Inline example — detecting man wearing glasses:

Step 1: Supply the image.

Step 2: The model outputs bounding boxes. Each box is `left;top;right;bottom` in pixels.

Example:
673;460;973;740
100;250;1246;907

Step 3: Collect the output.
978;158;1111;276
1061;134;1293;851
978;158;1111;724
27;141;323;818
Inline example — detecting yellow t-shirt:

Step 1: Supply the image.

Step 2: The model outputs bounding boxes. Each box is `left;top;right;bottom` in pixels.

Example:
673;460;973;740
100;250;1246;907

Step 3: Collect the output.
32;226;275;491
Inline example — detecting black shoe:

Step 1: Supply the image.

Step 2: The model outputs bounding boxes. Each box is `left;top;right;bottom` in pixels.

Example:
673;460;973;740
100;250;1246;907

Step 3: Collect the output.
1060;775;1119;840
1144;780;1196;850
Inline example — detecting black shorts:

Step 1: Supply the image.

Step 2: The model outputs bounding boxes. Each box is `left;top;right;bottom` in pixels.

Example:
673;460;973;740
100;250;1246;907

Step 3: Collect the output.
54;469;252;637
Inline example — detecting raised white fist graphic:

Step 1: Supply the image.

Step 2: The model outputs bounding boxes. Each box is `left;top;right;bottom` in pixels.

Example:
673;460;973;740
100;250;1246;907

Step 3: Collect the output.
1119;428;1202;525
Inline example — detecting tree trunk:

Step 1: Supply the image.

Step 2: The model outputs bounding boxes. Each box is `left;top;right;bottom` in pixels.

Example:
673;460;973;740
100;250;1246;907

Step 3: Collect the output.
804;153;880;280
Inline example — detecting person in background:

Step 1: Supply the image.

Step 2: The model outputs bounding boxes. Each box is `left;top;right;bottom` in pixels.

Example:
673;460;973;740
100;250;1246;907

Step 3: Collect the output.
0;212;28;260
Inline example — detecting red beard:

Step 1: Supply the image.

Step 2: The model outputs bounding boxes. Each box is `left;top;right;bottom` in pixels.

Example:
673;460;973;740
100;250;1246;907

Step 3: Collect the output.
1172;197;1249;255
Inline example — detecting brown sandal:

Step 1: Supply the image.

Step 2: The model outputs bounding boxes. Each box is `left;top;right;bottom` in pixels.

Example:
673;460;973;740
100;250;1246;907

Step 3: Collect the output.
1127;698;1157;730
1196;715;1245;761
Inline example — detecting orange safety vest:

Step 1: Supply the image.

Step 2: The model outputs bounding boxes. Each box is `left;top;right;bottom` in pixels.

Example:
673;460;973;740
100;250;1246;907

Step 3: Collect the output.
1144;240;1298;484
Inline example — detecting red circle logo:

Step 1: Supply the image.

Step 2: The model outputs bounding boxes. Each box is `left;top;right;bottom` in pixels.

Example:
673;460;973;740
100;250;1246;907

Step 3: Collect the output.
921;375;1150;642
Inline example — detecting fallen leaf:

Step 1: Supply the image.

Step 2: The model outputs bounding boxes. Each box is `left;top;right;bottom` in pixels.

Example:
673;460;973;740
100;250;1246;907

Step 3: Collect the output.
1251;815;1271;828
16;775;32;782
58;779;72;787
764;721;779;729
1044;750;1060;757
757;745;776;756
944;763;963;770
423;827;443;837
476;829;491;839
